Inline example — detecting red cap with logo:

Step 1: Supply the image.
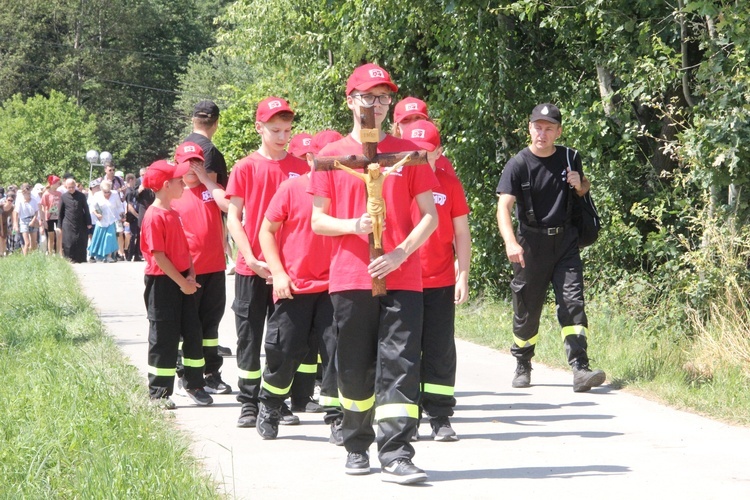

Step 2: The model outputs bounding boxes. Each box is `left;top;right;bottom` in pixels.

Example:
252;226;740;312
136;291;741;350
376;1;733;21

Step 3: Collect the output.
393;97;429;124
256;96;294;122
142;160;190;191
345;63;399;96
287;133;314;158
175;141;204;163
400;120;441;152
47;175;61;187
311;129;344;154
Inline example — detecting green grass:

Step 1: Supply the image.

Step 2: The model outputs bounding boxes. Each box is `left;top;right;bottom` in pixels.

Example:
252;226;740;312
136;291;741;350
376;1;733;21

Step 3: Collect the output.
457;293;750;427
0;253;221;499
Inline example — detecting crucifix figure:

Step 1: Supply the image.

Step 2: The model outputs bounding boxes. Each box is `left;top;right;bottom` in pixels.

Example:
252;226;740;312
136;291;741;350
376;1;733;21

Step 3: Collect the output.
310;105;428;296
332;155;411;250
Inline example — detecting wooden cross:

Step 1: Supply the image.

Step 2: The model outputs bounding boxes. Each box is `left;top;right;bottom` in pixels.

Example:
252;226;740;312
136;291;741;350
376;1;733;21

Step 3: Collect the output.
310;105;428;296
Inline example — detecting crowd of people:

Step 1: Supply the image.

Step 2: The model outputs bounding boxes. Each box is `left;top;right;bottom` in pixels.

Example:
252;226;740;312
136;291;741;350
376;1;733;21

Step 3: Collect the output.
3;62;606;486
0;166;153;264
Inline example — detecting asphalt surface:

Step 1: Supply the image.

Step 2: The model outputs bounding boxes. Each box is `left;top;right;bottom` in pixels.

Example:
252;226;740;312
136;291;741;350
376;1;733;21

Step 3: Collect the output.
75;261;750;499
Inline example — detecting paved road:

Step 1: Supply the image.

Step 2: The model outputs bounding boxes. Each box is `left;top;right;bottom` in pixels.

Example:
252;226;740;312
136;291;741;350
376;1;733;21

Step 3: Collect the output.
75;261;750;499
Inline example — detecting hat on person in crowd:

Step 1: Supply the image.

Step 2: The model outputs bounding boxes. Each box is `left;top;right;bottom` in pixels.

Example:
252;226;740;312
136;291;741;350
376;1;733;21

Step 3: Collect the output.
47;175;61;187
393;97;429;124
32;183;44;195
89;178;101;189
256;96;294;122
345;63;399;96
530;103;562;125
142;160;189;191
115;170;124;178
175;141;205;163
310;129;344;154
287;133;314;158
400;119;441;152
193;100;220;118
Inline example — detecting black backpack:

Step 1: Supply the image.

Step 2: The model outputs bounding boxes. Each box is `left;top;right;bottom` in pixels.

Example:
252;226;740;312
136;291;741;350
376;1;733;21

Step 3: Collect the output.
516;147;601;248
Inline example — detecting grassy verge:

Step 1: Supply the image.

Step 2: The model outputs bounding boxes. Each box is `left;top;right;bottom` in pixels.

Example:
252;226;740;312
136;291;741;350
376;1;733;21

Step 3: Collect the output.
457;291;750;427
0;253;221;499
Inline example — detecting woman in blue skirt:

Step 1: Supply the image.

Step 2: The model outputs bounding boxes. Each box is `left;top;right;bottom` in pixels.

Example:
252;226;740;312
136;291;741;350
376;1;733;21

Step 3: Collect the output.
88;179;124;262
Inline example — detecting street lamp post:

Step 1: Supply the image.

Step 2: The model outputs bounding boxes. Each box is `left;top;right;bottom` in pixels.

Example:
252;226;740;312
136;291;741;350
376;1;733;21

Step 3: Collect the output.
86;150;113;188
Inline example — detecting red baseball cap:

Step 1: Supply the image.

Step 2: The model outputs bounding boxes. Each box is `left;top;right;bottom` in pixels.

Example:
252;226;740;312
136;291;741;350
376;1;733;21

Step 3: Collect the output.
401;119;441;152
143;160;190;191
393;97;429;124
175;141;204;163
287;133;314;157
311;129;344;154
47;175;61;187
345;63;398;96
256;96;294;122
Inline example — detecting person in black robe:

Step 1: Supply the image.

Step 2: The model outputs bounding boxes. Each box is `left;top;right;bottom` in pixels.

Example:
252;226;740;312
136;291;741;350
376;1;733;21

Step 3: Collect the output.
58;178;91;263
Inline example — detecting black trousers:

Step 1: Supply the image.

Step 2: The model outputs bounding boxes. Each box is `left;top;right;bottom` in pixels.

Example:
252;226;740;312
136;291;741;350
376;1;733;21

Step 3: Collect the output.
233;274;274;405
510;227;589;365
331;290;422;467
319;300;341;424
195;271;226;375
259;292;332;408
144;274;205;398
421;285;457;417
127;219;141;260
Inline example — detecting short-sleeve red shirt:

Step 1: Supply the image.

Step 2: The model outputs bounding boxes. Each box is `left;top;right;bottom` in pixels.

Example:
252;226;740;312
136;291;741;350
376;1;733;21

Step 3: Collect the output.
265;174;330;294
170;184;225;275
413;166;470;288
308;134;439;293
225;152;309;276
140;205;191;276
436;155;457;177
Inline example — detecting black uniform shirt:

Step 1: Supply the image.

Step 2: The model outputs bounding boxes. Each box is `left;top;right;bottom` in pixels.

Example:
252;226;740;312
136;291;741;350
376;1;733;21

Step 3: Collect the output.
496;146;583;228
185;132;228;188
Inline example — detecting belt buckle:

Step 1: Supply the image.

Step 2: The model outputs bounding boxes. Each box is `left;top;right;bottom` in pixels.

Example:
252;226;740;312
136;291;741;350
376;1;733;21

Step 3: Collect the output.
546;227;560;236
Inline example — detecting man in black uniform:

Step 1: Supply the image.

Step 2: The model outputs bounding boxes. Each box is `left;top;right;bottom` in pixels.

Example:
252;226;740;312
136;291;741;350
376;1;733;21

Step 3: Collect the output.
495;103;605;393
184;100;228;188
185;100;232;356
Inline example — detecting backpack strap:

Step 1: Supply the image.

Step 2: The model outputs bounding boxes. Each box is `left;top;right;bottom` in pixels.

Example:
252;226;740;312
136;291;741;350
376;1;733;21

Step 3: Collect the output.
514;152;537;227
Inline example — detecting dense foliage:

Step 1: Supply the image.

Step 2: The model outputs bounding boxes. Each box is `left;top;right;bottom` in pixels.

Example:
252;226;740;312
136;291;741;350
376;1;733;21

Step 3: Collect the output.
0;0;226;175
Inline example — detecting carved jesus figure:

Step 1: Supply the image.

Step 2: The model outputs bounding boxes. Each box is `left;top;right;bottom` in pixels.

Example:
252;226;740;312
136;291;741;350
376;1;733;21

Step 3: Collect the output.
333;155;411;249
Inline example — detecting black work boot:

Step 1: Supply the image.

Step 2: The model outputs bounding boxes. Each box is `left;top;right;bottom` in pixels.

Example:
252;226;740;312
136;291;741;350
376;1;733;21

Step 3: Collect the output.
512;360;532;388
572;361;606;392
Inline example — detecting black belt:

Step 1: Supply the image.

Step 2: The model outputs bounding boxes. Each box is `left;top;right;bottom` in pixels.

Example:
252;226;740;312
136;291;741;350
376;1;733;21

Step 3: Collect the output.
520;224;565;236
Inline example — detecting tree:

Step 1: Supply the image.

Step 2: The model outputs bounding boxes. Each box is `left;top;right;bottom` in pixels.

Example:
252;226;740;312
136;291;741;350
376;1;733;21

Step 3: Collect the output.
0;91;98;185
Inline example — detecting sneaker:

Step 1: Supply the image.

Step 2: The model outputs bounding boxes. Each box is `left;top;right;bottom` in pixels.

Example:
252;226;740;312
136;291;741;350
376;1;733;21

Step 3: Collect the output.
279;402;300;425
512;360;532;388
345;451;370;475
237;403;258;428
88;256;96;263
174;377;187;397
185;387;213;406
329;417;344;446
150;396;176;410
572;362;606;393
217;345;232;356
429;416;458;442
204;372;232;394
291;397;323;413
256;403;281;440
381;458;428;484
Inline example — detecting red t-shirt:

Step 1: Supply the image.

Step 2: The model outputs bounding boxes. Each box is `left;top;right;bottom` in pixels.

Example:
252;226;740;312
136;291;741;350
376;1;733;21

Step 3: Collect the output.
40;190;62;221
170;184;225;275
436;155;457;177
413;167;470;288
140;205;191;276
265;174;330;294
308;134;439;293
225;151;309;276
